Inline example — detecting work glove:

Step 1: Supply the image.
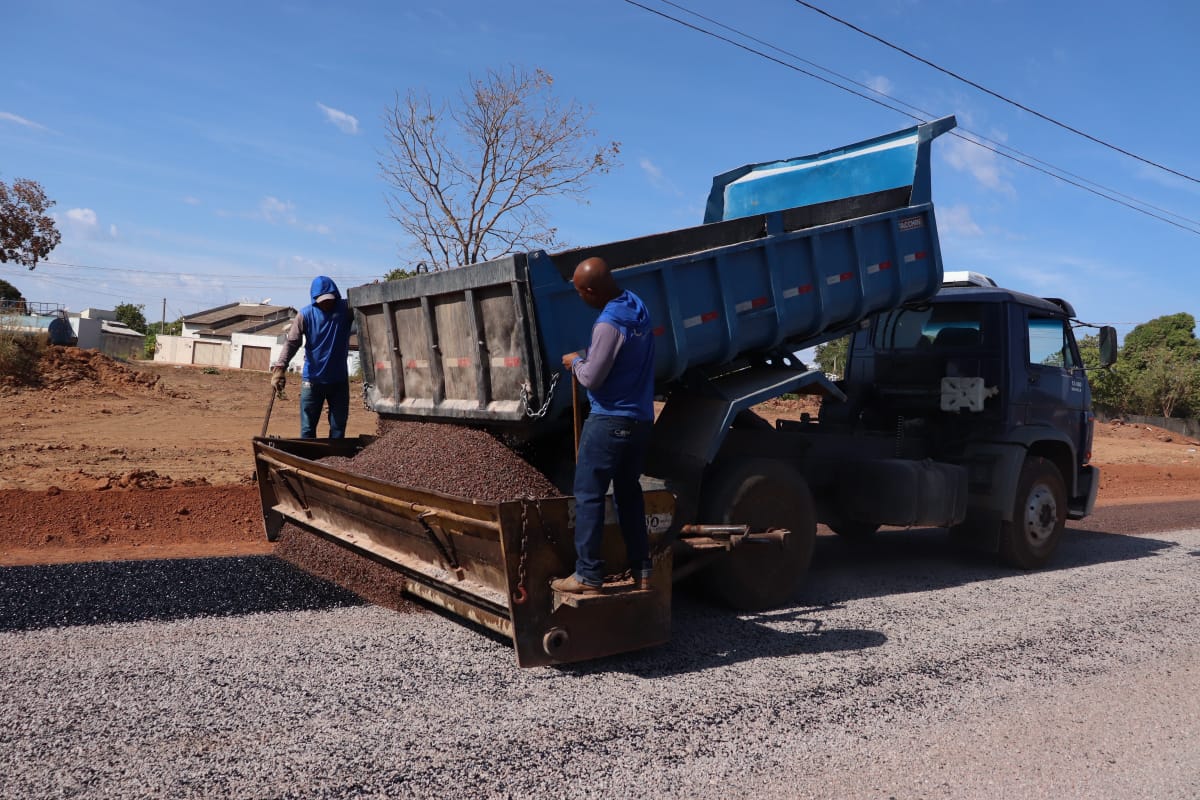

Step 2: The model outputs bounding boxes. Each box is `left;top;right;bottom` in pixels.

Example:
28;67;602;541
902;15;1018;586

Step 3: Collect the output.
271;368;287;394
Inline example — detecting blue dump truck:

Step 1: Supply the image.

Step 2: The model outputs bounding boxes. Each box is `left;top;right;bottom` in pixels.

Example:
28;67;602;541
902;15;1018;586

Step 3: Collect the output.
254;116;1116;666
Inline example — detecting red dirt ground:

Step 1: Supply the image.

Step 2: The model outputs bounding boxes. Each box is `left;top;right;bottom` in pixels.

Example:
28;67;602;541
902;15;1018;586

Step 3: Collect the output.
1;351;1197;567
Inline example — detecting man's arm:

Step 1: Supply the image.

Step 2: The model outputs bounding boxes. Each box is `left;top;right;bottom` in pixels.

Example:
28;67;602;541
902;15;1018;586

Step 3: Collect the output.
271;313;305;370
570;322;623;390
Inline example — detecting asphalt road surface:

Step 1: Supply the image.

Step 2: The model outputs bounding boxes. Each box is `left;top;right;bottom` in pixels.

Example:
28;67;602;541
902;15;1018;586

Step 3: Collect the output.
2;503;1198;799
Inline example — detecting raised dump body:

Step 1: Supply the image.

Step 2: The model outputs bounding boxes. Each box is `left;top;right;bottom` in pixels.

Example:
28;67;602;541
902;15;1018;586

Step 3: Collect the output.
351;116;956;432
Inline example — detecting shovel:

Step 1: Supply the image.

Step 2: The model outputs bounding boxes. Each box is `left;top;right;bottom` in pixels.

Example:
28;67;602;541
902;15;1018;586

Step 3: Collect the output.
261;384;283;438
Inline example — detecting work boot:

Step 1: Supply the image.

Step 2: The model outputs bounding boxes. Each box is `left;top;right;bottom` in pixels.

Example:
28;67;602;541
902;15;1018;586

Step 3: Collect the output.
550;575;601;595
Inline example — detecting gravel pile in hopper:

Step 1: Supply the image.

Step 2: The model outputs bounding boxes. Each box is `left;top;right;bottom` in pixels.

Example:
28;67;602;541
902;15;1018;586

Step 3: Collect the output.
276;420;564;609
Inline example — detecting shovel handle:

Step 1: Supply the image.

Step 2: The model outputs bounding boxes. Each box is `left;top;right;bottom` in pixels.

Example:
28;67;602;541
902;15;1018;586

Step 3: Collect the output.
261;385;278;438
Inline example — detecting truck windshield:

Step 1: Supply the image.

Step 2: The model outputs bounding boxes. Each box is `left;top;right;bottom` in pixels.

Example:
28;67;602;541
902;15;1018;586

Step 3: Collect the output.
875;302;989;350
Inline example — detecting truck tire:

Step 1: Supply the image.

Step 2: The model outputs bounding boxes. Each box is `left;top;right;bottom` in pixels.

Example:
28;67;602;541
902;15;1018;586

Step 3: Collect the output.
998;456;1067;570
698;458;817;610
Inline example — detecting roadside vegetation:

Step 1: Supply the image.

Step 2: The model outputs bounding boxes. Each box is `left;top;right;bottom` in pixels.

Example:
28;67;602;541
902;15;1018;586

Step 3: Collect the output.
0;311;45;386
1081;312;1200;419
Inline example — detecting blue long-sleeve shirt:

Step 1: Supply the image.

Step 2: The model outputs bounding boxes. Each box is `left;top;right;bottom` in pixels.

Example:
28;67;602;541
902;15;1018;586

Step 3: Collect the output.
572;290;655;420
272;276;353;383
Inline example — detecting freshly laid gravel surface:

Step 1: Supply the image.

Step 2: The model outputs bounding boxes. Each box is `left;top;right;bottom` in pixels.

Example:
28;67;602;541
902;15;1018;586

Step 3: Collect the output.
2;525;1198;799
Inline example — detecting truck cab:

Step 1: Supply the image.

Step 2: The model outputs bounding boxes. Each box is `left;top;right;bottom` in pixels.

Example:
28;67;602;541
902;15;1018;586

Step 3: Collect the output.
804;271;1116;567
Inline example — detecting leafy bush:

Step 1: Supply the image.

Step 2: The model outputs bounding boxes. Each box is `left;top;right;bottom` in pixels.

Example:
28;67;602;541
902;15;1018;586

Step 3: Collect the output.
0;315;45;385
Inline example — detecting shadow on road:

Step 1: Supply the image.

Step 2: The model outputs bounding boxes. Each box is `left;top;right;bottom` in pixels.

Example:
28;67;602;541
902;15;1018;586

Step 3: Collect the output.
0;556;364;633
796;522;1178;605
564;597;887;678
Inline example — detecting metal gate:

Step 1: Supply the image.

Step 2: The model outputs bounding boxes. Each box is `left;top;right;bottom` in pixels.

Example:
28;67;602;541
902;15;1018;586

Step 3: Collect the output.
191;341;226;366
241;345;271;371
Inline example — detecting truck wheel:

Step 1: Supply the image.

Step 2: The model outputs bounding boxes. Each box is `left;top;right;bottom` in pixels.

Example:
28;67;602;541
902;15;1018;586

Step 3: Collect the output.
998;457;1066;569
698;459;817;610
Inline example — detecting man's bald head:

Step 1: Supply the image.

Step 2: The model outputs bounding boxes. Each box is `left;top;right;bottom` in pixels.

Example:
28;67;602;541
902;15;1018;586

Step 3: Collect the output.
572;257;621;310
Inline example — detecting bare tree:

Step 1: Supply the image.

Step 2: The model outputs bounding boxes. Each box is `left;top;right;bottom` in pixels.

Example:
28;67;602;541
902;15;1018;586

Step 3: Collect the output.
0;178;61;270
380;66;620;270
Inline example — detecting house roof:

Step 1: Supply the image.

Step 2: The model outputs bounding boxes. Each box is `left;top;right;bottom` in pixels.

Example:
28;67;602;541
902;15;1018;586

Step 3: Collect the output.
183;302;295;336
100;320;145;338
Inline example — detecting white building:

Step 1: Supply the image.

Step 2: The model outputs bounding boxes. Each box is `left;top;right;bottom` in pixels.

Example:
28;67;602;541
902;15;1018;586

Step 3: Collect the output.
154;302;359;374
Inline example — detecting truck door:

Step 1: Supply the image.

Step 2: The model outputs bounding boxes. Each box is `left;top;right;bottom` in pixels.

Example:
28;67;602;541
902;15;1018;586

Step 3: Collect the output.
1022;312;1088;456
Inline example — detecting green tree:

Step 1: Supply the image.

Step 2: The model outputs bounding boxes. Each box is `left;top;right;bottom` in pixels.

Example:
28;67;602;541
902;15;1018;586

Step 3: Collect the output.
1119;314;1200;417
114;302;148;333
1121;313;1200;368
0;178;61;269
380;66;620;270
384;267;416;281
1078;333;1134;414
814;335;850;377
1136;346;1199;418
0;277;24;310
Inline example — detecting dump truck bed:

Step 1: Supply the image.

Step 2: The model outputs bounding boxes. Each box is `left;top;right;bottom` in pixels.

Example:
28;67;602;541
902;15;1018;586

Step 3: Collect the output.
350;116;955;430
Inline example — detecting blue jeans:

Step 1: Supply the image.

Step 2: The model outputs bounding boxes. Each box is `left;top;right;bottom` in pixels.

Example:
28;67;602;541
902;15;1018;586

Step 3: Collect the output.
572;414;653;586
300;379;349;439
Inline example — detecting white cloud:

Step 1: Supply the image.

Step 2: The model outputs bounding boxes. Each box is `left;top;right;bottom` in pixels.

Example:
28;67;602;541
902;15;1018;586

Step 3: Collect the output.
243;196;333;235
259;196;295;222
317;102;359;135
943;135;1014;195
58;207;118;242
182;196;201;206
66;208;98;227
0;111;48;131
938;204;983;237
639;158;663;182
865;74;893;96
639;157;681;196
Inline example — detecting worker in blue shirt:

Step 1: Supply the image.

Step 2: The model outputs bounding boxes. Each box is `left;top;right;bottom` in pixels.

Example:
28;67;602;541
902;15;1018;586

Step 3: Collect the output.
551;257;657;595
271;276;353;438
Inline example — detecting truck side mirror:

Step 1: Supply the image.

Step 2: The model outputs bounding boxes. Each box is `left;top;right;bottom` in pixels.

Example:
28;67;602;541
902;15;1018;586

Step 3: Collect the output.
1098;326;1118;367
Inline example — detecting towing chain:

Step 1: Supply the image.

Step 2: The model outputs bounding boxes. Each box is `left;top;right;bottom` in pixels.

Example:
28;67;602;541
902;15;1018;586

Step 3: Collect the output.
520;372;560;419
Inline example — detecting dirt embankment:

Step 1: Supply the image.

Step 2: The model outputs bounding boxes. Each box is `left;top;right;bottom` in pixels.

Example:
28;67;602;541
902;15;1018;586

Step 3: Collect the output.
1;351;1198;568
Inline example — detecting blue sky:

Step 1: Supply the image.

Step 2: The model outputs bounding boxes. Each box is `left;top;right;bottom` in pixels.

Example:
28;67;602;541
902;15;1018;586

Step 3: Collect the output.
3;0;1198;339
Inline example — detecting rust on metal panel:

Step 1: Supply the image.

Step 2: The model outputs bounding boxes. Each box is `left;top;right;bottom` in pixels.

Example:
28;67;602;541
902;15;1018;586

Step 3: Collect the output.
499;491;676;667
254;436;680;667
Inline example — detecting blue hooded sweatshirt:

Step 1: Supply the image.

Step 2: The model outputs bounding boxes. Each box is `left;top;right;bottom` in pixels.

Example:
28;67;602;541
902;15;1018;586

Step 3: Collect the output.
584;290;655;420
300;276;352;383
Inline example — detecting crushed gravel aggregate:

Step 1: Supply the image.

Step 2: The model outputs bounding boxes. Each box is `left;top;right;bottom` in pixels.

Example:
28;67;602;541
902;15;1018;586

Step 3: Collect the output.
2;526;1198;799
322;421;562;502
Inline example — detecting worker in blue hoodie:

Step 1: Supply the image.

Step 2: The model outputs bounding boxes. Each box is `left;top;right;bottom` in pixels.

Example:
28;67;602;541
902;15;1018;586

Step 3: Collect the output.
551;257;657;595
271;276;354;438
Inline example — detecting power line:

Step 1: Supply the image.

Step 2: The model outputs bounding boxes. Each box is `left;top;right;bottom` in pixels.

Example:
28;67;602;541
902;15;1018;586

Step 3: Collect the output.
791;0;1200;185
653;0;1200;230
950;131;1200;236
620;0;924;121
621;0;1200;236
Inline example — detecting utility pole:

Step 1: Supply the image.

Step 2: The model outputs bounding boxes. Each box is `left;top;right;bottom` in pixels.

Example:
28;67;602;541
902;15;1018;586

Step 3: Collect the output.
161;298;166;335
